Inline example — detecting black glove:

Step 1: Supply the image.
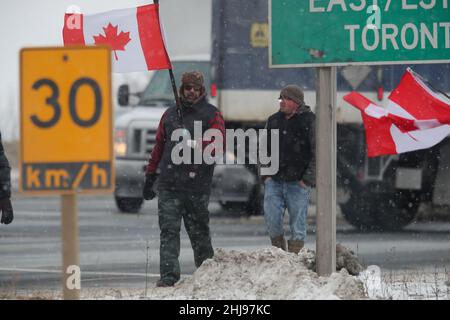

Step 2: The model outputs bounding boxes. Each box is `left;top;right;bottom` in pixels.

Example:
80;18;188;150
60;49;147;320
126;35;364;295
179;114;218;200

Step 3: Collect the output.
0;198;13;225
142;173;157;200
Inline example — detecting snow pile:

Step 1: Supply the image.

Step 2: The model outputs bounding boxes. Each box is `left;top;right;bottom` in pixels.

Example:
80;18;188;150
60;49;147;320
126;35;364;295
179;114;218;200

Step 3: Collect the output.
146;247;367;300
5;251;450;300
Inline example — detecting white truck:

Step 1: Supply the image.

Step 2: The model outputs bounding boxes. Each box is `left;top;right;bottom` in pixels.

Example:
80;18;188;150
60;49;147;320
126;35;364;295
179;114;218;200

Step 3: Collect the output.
113;0;450;230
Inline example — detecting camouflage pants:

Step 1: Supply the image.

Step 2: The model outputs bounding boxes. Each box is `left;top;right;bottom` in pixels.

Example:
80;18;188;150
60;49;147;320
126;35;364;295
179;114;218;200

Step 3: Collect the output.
158;190;214;284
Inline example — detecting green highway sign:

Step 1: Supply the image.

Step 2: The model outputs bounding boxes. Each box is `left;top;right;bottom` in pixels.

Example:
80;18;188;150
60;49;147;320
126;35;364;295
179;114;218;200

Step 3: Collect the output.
270;0;450;67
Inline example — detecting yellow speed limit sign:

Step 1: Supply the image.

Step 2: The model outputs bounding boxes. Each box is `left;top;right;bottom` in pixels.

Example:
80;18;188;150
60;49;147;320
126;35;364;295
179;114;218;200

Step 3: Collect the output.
20;46;114;194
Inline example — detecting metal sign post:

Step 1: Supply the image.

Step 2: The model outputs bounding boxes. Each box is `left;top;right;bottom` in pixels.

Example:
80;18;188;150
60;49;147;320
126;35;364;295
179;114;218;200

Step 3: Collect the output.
20;46;113;299
61;193;79;299
315;67;337;276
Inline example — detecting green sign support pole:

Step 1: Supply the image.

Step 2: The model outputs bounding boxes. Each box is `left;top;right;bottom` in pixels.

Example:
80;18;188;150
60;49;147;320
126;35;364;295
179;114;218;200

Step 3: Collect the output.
315;67;337;276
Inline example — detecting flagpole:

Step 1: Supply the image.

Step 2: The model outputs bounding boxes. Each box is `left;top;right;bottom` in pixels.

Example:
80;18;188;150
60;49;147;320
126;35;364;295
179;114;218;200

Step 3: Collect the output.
169;68;182;109
154;0;183;123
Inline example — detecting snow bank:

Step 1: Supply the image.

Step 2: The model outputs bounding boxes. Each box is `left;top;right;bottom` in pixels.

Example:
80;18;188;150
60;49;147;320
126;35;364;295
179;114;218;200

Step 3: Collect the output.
145;247;367;300
2;248;369;300
5;248;449;300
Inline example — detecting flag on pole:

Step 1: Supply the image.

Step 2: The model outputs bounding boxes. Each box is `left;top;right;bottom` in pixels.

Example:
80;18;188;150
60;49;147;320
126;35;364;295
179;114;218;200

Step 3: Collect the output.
344;68;450;157
63;2;171;72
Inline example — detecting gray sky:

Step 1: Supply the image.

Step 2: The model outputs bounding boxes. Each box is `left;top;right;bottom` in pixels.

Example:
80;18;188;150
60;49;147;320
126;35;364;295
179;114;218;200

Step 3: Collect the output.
0;0;211;140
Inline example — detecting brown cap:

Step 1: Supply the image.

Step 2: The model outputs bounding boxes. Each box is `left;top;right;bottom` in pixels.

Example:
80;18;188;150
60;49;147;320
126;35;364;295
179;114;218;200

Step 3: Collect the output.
181;71;204;88
280;85;304;106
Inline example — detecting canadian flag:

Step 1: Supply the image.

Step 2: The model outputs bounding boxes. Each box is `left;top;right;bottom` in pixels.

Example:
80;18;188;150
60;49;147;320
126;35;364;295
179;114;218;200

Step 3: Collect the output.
63;2;171;72
344;68;450;157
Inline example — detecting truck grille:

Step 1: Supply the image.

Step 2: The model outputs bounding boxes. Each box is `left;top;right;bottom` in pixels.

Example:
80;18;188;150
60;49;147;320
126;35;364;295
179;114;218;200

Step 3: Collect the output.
128;126;157;158
143;129;157;156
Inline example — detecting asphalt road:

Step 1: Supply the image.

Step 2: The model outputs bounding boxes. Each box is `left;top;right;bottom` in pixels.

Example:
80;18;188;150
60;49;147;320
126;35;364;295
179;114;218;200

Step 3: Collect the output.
1;194;450;292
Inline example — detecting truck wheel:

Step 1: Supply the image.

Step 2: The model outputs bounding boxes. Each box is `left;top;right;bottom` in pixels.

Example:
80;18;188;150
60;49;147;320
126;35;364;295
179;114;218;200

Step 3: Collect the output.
340;193;379;231
375;191;420;231
115;197;143;213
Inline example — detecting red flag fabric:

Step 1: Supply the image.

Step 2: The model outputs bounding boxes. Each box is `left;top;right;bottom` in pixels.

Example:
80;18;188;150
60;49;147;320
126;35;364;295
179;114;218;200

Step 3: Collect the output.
344;68;450;157
63;2;171;72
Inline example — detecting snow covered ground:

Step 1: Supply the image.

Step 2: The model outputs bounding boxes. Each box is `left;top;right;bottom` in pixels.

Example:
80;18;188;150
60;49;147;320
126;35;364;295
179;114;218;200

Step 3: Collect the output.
2;247;449;300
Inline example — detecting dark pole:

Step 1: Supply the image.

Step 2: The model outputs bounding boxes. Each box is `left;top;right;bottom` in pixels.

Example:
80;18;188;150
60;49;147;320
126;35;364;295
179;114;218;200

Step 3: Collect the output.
169;68;184;125
169;68;181;108
154;0;183;123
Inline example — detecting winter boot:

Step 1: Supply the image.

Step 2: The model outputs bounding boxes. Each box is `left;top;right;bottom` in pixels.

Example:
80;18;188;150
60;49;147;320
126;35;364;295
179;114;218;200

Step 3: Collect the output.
270;235;286;251
156;279;175;287
287;240;304;254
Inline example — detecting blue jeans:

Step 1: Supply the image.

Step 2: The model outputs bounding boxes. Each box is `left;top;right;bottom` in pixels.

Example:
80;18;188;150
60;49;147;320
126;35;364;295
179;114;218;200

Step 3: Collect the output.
263;179;312;241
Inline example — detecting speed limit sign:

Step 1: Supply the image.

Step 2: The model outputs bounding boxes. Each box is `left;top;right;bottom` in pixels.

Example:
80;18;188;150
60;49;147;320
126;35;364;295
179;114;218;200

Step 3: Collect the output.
20;46;114;194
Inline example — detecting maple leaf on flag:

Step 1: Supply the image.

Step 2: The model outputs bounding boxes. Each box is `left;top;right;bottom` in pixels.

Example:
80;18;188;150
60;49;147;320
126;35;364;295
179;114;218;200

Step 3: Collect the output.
93;23;131;60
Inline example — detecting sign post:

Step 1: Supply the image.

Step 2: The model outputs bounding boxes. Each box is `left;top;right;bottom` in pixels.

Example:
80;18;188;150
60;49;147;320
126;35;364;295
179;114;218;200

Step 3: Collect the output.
61;193;79;299
270;1;449;276
20;46;113;299
315;67;337;276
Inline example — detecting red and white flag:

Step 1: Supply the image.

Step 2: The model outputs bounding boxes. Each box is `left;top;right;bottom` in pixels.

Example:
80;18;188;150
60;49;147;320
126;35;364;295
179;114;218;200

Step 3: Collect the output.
63;2;171;72
344;68;450;157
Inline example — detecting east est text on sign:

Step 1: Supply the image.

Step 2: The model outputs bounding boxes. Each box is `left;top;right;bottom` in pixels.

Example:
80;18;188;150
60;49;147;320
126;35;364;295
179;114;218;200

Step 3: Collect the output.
20;46;113;193
270;0;450;67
